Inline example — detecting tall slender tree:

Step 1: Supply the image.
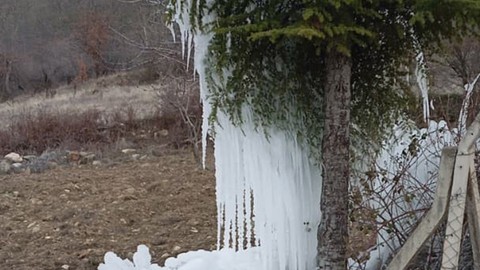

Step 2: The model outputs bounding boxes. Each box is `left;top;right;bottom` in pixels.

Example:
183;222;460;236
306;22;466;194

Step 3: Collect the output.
171;0;480;269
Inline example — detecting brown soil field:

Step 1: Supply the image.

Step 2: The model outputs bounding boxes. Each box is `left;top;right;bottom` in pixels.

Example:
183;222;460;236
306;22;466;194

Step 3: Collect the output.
0;150;216;270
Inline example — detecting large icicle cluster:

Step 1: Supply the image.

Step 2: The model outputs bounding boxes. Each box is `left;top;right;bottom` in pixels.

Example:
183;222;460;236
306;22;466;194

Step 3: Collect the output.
169;1;322;270
213;110;321;270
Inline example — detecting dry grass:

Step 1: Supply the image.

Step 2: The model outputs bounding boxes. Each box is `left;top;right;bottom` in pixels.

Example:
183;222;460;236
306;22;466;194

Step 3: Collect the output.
0;108;165;155
0;72;159;123
0;71;202;157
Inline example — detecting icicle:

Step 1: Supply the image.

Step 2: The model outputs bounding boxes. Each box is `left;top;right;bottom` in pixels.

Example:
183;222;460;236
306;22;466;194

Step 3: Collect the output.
409;25;431;124
415;51;431;123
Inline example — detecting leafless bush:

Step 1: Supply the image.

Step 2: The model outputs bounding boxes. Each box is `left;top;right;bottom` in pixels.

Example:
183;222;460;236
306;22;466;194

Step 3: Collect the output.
0;107;181;155
156;75;202;164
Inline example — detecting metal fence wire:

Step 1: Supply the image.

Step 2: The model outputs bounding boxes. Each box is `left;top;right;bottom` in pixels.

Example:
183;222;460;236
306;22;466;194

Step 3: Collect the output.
384;150;480;270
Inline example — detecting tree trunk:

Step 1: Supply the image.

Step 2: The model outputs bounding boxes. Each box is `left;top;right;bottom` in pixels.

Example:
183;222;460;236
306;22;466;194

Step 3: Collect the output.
4;59;12;96
317;50;352;270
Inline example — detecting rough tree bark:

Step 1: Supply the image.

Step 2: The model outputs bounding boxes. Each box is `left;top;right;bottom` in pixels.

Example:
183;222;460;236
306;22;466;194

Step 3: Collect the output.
317;50;352;270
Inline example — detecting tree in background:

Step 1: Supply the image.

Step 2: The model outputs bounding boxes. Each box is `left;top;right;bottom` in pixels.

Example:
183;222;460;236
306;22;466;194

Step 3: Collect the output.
0;0;180;98
74;12;110;77
171;0;480;268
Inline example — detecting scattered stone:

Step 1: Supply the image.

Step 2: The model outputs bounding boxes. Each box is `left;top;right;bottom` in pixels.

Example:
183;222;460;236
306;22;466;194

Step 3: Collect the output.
92;160;102;166
47;162;59;170
140;155;148;160
172;246;181;252
150;146;167;157
0;160;11;174
11;163;24;173
159;129;169;137
28;160;49;174
78;249;91;259
188;219;200;226
39;151;62;162
79;153;96;164
22;155;37;161
122;148;136;154
30;198;43;205
31;225;40;233
131;154;140;160
161;253;170;259
67;151;80;163
153;238;167;246
5;152;22;163
61;264;70;270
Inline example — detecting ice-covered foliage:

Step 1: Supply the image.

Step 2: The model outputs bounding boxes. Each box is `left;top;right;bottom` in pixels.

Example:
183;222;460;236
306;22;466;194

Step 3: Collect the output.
98;245;161;270
168;0;323;269
353;120;457;269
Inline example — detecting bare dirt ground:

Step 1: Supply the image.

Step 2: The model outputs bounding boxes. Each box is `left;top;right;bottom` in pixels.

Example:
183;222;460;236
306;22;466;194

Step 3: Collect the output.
0;149;216;270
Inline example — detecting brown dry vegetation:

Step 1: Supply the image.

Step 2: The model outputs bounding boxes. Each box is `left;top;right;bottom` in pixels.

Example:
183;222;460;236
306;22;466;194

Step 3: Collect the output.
0;71;201;156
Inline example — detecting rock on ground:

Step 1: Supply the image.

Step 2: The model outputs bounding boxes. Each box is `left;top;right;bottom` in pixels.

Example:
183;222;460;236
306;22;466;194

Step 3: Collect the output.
5;152;22;163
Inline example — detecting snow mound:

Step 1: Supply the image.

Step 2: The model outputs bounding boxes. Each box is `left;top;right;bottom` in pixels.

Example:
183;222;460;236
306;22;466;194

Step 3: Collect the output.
163;248;261;270
98;245;161;270
99;246;262;270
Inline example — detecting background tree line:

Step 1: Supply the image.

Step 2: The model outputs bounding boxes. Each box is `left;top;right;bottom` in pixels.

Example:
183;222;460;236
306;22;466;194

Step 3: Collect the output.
0;0;181;100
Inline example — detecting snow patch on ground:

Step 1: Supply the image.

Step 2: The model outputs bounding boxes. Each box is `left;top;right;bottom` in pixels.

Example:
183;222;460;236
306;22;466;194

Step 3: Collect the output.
98;246;262;270
98;245;161;270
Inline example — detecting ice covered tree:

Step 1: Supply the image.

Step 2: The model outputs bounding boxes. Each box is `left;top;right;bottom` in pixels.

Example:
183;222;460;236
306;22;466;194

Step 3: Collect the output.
169;0;480;269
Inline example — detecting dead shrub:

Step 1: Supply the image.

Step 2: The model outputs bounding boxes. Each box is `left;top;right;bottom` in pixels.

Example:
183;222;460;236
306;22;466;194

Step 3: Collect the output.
74;12;110;77
156;75;202;163
0;109;107;154
0;97;199;156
